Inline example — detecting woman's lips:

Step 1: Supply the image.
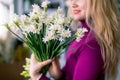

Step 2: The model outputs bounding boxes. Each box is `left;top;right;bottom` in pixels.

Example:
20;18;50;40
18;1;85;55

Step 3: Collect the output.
73;10;80;14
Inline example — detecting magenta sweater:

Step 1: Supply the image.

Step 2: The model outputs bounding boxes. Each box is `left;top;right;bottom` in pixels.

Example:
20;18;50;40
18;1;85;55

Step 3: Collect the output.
40;20;105;80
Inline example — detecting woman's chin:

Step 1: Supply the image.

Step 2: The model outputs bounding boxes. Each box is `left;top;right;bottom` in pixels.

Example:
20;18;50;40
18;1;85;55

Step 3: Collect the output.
73;18;80;21
73;17;85;21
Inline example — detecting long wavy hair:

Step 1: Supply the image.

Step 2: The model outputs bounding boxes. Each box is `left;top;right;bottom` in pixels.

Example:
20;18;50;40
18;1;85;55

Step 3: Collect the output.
86;0;120;79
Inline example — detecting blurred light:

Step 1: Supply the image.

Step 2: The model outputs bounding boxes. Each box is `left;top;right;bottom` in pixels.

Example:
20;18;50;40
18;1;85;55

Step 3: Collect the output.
0;0;13;5
0;3;9;41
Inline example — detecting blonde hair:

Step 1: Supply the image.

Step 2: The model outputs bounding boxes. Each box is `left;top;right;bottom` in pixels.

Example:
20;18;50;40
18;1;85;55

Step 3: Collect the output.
86;0;120;79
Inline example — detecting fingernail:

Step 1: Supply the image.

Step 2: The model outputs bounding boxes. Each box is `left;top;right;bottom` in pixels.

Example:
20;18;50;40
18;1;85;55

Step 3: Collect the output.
52;58;55;61
49;59;52;62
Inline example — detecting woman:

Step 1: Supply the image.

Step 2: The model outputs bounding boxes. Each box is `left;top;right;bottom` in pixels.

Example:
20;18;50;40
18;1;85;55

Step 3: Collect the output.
30;0;120;80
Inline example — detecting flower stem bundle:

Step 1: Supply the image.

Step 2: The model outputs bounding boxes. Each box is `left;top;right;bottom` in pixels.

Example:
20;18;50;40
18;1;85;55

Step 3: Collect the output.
5;0;88;79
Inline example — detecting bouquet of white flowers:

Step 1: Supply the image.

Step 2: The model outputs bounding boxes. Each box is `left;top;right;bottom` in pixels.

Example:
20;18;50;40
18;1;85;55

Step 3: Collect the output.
5;0;88;79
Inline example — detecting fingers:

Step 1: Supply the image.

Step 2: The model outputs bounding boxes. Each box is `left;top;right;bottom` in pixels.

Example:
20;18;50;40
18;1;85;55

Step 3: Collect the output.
30;54;52;79
30;54;38;64
30;54;52;68
49;57;62;79
52;57;60;67
39;59;52;68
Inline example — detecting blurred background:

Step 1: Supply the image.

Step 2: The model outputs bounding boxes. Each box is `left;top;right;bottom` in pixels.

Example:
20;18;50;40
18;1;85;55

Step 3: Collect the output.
0;0;120;80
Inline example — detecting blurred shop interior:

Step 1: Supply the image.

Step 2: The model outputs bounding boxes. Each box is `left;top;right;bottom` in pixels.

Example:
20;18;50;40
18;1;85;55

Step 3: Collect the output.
0;0;120;80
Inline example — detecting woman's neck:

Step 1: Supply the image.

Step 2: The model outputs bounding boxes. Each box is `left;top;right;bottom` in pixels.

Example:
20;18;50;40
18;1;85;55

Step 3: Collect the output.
79;20;90;31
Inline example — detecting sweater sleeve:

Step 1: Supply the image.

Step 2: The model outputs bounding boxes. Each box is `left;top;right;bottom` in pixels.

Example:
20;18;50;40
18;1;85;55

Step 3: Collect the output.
73;41;104;80
39;75;50;80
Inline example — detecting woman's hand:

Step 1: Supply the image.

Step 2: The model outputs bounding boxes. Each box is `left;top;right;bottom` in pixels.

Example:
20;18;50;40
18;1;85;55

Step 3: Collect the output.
49;57;62;80
30;54;52;80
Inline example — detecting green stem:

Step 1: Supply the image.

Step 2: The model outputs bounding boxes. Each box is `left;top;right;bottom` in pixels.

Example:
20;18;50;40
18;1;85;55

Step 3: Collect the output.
50;43;61;59
40;64;50;75
8;28;24;42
